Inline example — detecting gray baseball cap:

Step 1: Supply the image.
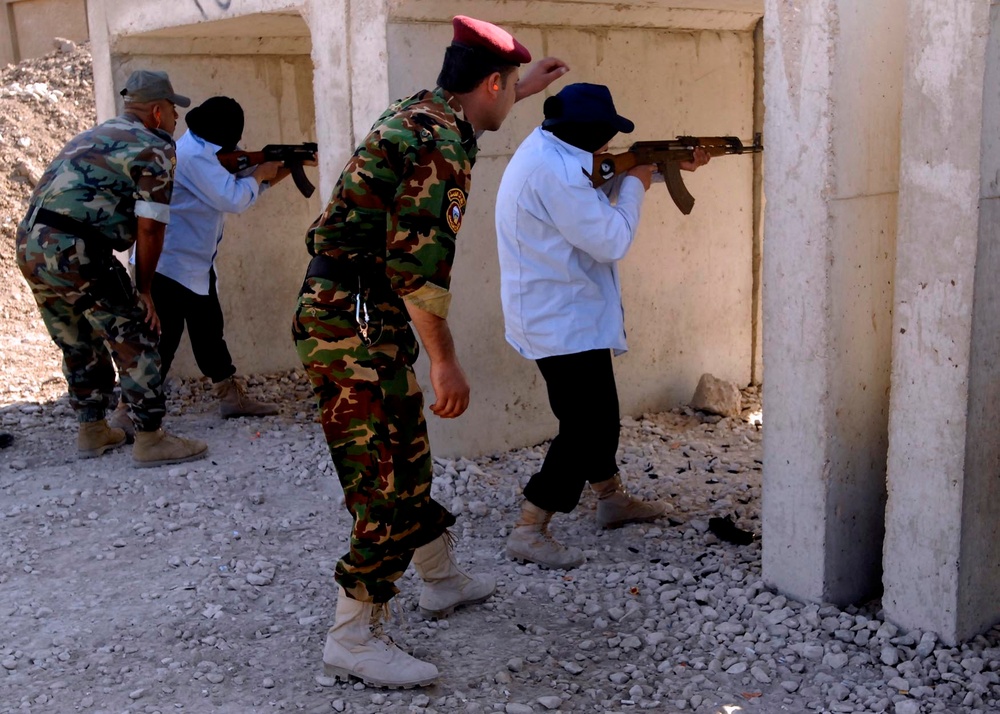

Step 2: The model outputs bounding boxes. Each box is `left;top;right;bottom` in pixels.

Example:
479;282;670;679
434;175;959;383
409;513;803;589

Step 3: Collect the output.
119;70;191;107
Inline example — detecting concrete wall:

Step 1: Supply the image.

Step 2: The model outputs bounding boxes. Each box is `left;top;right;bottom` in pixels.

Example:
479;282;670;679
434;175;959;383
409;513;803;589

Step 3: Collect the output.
883;0;999;646
87;0;763;459
961;1;1000;644
761;0;903;606
0;0;88;65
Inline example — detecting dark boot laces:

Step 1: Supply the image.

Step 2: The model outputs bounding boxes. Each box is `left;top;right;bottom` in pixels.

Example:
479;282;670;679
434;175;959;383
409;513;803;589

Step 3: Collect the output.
369;600;408;645
536;512;564;547
232;377;250;406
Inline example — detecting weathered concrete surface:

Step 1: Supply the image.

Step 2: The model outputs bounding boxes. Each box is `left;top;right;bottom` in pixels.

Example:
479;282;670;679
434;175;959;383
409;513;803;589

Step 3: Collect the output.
0;0;89;65
884;0;1000;646
762;0;902;607
962;2;1000;643
389;0;763;31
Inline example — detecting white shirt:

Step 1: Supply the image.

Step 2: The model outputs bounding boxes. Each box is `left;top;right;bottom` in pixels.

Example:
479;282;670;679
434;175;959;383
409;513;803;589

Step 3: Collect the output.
496;127;647;360
154;130;263;295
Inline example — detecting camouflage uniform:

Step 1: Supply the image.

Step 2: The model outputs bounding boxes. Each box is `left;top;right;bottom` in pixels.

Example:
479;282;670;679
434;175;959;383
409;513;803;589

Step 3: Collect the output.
15;114;175;428
293;88;476;603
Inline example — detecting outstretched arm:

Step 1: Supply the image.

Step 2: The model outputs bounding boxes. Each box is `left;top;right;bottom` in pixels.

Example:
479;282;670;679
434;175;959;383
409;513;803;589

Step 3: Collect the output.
515;57;570;102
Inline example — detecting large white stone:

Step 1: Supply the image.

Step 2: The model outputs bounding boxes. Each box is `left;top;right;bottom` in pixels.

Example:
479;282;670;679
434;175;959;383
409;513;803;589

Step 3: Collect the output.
690;373;741;417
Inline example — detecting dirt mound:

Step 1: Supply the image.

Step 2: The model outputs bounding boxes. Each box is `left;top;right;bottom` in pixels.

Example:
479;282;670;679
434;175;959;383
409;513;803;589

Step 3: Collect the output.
0;41;96;406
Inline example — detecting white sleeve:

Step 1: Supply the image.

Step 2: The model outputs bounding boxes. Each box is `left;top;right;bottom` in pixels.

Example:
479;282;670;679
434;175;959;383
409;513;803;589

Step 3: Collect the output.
134;200;171;223
535;163;646;264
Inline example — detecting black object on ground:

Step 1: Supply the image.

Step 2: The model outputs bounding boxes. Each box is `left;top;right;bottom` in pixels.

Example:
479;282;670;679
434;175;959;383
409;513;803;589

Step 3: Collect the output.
709;515;755;545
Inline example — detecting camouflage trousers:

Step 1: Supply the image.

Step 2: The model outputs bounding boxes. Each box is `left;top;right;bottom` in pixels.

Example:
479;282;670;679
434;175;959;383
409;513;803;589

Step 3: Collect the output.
292;291;455;604
16;224;165;429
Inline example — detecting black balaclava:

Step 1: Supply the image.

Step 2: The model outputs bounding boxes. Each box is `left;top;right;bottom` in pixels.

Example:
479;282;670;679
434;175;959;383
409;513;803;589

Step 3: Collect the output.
185;96;244;152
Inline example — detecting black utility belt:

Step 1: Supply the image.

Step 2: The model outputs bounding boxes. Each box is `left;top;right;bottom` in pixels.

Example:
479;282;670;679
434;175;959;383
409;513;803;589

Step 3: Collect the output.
28;206;134;311
30;206;108;246
305;254;376;283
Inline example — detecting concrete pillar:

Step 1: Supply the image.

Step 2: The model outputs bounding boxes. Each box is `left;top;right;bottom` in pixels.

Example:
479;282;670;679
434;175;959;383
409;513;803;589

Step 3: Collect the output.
762;0;903;605
750;18;764;385
347;0;389;146
0;1;20;66
303;0;350;198
883;0;1000;645
84;0;114;121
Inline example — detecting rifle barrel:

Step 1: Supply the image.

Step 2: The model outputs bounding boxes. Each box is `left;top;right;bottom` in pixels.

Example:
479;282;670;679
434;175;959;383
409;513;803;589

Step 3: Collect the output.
630;135;763;157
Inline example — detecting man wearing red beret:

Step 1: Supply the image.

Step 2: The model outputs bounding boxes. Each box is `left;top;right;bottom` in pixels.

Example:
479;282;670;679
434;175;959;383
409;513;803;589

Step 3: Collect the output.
293;16;568;688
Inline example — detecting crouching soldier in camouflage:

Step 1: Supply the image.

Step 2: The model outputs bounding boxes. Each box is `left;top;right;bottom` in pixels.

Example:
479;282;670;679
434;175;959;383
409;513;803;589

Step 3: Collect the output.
293;16;569;688
16;70;208;467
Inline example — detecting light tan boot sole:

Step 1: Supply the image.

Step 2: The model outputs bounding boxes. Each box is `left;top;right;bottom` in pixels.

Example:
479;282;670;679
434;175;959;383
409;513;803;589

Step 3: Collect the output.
78;434;127;459
133;447;208;469
598;511;664;530
506;545;584;570
418;589;494;619
322;663;437;689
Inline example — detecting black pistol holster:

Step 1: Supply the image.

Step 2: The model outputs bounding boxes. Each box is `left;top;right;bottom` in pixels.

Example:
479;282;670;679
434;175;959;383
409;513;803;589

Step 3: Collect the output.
30;206;135;311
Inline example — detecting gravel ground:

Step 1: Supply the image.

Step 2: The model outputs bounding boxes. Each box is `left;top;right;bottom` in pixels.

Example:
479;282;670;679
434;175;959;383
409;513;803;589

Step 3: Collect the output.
2;377;1000;714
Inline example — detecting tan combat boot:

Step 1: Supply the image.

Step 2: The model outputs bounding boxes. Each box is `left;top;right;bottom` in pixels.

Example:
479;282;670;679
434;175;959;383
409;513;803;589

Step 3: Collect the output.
322;588;439;688
78;419;126;458
106;399;135;441
214;376;279;419
506;501;584;569
592;473;666;529
132;428;208;468
411;532;495;618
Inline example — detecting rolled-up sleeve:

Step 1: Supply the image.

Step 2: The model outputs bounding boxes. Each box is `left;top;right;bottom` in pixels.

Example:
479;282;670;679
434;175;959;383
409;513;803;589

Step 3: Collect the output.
386;139;469;319
132;143;175;225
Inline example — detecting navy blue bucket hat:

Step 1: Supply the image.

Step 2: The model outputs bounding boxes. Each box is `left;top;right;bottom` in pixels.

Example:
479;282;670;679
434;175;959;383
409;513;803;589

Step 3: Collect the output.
541;83;634;133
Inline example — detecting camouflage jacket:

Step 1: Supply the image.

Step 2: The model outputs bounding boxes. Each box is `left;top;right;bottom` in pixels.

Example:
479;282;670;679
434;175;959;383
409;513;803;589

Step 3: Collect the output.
24;113;176;252
302;88;478;319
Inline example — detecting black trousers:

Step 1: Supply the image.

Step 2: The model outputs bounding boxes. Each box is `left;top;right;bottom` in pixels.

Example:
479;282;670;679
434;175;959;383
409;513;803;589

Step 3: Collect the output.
151;271;236;383
523;349;621;513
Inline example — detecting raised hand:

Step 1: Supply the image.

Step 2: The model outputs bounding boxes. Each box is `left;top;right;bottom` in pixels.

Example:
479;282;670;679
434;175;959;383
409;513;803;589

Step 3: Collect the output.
515;57;570;102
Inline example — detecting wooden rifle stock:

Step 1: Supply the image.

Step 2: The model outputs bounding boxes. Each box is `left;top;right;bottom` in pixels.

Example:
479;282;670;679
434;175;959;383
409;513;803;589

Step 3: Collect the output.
217;142;319;198
588;133;763;214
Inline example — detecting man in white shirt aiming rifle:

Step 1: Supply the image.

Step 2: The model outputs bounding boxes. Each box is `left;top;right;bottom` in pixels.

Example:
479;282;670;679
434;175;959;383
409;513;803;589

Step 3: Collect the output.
495;83;710;568
147;96;303;419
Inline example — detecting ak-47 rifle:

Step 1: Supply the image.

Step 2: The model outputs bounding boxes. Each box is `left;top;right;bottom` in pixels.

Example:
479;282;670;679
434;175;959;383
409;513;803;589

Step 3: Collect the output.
217;142;319;198
588;133;763;215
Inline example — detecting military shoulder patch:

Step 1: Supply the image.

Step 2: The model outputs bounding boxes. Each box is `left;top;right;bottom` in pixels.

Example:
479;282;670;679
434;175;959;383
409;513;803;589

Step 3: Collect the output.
445;188;466;233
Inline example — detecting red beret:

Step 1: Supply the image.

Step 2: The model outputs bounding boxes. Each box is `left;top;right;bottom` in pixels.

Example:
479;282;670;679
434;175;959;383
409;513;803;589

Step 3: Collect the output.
452;15;531;65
